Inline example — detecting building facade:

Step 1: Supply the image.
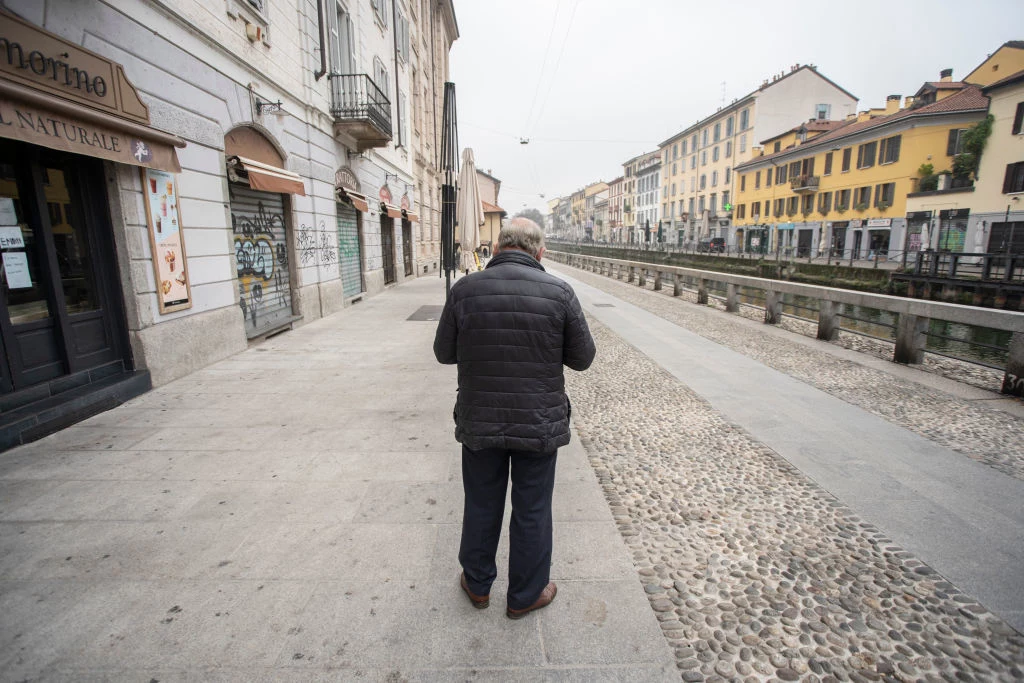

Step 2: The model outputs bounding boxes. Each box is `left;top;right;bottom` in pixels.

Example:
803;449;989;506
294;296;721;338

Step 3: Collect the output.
733;80;987;259
634;150;660;242
659;65;857;249
0;0;455;447
608;175;624;242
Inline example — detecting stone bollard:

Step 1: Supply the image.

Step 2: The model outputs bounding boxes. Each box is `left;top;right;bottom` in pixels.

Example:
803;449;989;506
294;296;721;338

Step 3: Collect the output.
764;290;782;324
638;268;647;287
628;266;635;283
726;283;739;312
894;313;928;364
654;271;662;291
817;300;840;340
673;273;682;297
1001;332;1024;396
697;278;709;305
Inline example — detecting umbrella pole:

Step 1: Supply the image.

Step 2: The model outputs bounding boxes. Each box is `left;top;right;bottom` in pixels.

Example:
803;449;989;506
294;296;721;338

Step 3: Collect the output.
439;82;459;299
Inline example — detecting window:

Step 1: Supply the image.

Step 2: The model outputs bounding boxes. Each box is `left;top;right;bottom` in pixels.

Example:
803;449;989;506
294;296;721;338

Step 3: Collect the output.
1014;103;1024;135
701;151;707;166
396;10;410;61
725;167;731;185
837;189;850;209
879;135;901;164
874;182;895;206
774;141;781;153
855;186;872;208
741;174;747;192
702;130;709;147
691;177;696;192
740;134;747;153
774;198;785;216
722;190;729;208
801;195;813;213
726;141;732;157
673;143;679;160
815;103;831;120
754;171;760;189
713;147;720;162
691;155;697;170
726;117;734;137
818;191;832;213
737;204;745;219
689;197;695;215
671;183;676;196
761;200;768;218
700;174;706;190
1003;162;1024;193
710;194;717;216
857;142;877;169
824;152;833;176
328;0;355;73
672;163;677;175
691;134;698;152
787;197;799;215
765;167;771;187
397;91;407;147
371;0;388;27
712;171;718;187
789;161;801;179
740;108;749;130
698;196;705;213
841;148;852;172
801;157;815;177
714;123;721;142
373;57;390;95
776;165;787;184
947;129;966;156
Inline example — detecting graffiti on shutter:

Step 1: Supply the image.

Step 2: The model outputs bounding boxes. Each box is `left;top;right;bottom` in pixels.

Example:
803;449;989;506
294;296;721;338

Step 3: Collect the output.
336;202;363;298
229;186;293;338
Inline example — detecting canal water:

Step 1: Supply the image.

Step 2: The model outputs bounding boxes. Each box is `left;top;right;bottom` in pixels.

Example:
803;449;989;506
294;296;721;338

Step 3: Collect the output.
694;279;1010;368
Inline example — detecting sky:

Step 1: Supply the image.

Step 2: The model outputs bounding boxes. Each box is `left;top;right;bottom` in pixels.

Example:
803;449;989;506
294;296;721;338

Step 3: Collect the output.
448;0;1022;217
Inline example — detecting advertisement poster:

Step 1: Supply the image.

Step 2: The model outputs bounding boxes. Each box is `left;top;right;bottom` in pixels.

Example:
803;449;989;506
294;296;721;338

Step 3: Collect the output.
141;168;192;313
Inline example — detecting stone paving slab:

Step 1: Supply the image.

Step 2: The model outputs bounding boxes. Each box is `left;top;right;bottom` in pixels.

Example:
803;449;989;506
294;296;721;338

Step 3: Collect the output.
0;275;676;682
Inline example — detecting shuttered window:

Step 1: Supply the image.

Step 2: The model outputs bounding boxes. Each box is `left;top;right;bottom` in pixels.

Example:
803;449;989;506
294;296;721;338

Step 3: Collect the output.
1004;162;1024;194
1014;103;1024;135
947;129;965;156
229;185;293;338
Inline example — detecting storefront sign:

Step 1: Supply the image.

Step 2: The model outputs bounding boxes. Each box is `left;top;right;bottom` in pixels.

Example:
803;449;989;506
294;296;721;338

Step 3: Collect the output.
2;250;31;288
867;218;892;228
335;167;359;190
379;183;392;203
849;219;863;228
141;167;192;313
0;225;23;248
0;98;181;171
0;9;149;123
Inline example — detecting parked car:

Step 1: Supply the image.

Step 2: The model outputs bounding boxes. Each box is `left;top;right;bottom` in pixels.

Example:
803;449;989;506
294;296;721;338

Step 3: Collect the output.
698;237;726;253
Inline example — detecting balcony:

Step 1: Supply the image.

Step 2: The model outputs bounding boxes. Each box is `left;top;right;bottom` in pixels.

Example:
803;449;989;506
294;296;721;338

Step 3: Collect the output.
790;175;820;193
328;73;392;150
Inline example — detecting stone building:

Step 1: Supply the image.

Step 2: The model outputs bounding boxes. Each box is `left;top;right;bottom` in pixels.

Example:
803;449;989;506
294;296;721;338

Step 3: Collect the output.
0;0;456;448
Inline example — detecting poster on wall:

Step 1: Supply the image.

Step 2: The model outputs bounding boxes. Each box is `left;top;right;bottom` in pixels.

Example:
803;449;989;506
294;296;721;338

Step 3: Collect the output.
141;168;193;313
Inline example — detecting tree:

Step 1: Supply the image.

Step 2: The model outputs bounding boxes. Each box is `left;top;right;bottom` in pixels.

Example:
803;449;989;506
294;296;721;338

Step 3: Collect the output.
513;207;546;227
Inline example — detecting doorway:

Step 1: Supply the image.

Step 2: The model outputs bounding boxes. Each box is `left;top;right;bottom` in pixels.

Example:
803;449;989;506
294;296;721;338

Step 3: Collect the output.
381;215;396;284
0;140;128;394
402;218;413;277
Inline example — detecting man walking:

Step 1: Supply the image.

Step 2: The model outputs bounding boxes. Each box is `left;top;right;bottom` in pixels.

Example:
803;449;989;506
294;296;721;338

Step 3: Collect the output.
434;218;596;619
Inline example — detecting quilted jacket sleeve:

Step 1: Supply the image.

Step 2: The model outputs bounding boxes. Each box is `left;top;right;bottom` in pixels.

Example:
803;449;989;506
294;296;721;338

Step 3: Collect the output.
562;289;596;371
433;296;458;365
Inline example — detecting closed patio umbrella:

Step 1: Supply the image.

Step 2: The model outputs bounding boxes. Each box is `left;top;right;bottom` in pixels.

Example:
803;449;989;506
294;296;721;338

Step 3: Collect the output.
456;148;484;272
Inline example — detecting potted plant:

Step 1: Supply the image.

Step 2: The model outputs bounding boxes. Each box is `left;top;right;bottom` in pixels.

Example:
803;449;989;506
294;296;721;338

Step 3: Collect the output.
854;202;868;212
878;201;891;212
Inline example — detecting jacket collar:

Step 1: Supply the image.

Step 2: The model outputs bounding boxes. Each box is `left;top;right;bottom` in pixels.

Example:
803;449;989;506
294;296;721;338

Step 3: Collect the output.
485;249;546;272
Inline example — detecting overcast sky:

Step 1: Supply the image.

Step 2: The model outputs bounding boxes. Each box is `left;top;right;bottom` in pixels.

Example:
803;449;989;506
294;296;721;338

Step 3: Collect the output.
448;0;1021;215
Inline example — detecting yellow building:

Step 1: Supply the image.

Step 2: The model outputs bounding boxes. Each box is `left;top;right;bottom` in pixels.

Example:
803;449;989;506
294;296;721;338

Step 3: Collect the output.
570;188;586;238
964;41;1024;88
734;79;988;259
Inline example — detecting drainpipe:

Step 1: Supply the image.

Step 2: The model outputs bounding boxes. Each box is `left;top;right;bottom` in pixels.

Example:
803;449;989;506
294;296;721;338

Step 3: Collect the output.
392;0;402;148
314;0;327;81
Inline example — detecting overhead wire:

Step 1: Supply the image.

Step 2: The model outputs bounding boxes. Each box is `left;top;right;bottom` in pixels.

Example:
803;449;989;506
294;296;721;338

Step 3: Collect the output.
526;0;580;140
521;1;562;137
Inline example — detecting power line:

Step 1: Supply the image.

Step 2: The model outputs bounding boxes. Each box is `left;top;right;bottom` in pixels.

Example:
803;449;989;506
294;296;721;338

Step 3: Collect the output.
526;0;580;139
521;1;561;136
462;121;656;146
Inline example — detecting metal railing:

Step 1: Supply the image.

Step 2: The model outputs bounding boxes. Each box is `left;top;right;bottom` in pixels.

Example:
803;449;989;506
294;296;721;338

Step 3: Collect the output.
903;250;1024;283
548;250;1024;395
328;73;392;138
790;175;820;192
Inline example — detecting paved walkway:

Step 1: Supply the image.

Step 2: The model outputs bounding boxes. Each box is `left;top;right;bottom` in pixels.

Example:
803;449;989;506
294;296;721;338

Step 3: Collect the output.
553;267;1024;633
0;275;676;682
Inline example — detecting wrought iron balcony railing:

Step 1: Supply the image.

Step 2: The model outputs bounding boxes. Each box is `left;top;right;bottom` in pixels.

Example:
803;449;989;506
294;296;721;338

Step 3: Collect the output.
790;175;820;193
328;73;392;145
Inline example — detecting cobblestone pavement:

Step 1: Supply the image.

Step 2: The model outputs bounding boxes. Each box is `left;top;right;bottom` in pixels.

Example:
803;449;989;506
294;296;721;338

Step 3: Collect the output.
566;318;1024;682
551;262;1024;482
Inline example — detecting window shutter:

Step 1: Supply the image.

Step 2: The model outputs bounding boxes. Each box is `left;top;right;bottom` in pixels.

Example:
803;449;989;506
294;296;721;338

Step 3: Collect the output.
857;146;864;168
1014;103;1024;136
1005;164;1015;194
947;129;959;156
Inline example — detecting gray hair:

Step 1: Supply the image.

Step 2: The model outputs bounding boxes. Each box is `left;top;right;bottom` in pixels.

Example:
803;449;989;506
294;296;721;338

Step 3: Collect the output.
498;217;545;257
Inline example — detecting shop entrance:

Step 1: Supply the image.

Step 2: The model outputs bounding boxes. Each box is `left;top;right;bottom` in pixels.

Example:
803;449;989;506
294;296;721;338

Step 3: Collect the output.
0;140;127;394
381;215;396;285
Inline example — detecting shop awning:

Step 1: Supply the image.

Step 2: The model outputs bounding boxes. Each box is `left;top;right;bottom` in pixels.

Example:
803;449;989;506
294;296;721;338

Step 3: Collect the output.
382;203;403;219
0;79;185;173
337;187;370;213
403;210;419;222
228;155;306;196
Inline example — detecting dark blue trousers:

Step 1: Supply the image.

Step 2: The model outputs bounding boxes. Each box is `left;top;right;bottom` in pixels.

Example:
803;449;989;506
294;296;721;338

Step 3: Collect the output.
458;445;558;610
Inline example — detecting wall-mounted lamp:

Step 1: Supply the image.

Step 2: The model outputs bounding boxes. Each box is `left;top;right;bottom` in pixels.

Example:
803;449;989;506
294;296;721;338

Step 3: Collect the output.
384;172;399;184
255;98;284;116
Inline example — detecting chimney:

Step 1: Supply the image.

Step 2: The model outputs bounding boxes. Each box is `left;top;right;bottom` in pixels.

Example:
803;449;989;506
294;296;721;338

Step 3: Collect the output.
857;111;872;123
940;68;953;82
886;95;901;115
904;95;915;109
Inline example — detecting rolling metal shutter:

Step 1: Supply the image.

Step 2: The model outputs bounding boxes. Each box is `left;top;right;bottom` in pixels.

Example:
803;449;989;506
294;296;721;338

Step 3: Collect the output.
336;202;363;298
228;185;293;338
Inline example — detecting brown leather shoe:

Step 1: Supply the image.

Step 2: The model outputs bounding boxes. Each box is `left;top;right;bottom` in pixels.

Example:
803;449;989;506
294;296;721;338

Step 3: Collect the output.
460;572;489;609
506;582;557;619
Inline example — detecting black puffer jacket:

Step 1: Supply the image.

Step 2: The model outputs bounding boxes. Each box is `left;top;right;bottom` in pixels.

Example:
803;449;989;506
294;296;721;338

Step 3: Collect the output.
433;250;596;452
